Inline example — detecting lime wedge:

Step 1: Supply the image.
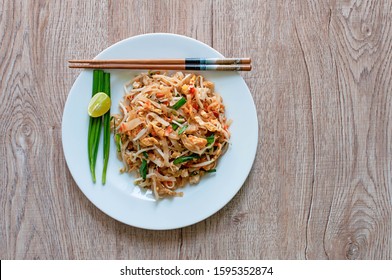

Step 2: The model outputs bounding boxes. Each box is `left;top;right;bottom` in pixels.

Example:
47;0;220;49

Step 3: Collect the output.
88;92;111;117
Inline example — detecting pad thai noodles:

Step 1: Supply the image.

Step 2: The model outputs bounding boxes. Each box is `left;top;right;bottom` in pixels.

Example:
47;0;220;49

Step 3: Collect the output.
111;72;231;199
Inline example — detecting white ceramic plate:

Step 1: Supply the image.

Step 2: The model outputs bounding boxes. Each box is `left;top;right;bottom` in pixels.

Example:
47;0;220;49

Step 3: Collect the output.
62;33;258;230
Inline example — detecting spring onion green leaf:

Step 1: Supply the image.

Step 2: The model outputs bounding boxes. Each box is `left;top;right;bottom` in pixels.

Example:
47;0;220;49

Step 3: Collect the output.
206;134;215;146
205;169;216;173
140;159;147;180
87;70;99;181
115;134;121;152
171;118;185;131
171;123;179;131
143;151;148;159
177;124;188;135
173;154;199;165
171;97;186;110
102;72;111;185
88;70;104;183
148;70;158;77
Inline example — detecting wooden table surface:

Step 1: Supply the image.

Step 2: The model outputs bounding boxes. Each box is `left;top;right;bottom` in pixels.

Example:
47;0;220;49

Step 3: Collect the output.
1;0;391;260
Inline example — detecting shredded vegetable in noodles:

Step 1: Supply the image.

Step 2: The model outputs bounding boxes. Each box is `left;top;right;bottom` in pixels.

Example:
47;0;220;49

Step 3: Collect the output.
111;72;231;199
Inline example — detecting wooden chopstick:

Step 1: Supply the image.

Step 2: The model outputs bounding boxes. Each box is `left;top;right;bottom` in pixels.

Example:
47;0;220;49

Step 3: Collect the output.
69;58;251;65
68;64;252;71
68;58;252;71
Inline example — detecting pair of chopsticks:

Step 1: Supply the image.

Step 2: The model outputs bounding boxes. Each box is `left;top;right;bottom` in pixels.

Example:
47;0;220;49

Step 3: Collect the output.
68;58;252;71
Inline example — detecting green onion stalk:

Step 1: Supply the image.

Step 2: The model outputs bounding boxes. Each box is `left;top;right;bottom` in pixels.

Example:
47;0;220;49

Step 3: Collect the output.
102;72;111;184
88;70;104;183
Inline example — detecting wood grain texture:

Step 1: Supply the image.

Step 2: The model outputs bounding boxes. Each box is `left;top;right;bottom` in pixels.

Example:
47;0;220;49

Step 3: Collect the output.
0;0;390;259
